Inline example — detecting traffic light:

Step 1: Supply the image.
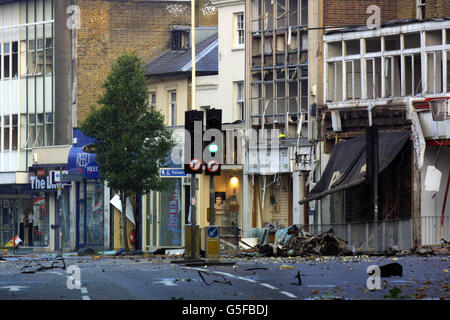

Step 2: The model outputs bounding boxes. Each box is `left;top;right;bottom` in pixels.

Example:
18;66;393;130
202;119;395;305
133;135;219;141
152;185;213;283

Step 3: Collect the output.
205;109;222;176
184;110;204;174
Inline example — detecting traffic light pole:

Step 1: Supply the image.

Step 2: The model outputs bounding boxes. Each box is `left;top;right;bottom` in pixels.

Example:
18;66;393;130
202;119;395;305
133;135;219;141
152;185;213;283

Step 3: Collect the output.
209;175;215;225
191;173;197;260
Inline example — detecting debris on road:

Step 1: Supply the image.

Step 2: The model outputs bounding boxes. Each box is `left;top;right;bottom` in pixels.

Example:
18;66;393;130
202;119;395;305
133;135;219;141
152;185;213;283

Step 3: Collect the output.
258;226;351;257
20;257;66;274
290;271;302;286
197;270;233;286
379;262;403;277
77;248;96;256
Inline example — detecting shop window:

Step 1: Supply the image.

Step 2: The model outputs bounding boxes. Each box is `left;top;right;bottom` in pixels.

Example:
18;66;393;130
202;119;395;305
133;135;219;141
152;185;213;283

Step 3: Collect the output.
3;115;18;150
86;182;104;245
2;42;18;79
32;193;49;247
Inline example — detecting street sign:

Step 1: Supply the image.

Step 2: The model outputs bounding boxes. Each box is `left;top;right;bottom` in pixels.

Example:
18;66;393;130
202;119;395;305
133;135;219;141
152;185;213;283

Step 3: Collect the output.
205;225;220;260
206;160;220;173
189;159;202;172
159;168;187;177
207;226;219;238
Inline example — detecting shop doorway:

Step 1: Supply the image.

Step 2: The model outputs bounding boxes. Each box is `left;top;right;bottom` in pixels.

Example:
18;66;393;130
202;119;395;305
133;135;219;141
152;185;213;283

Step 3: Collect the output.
76;180;104;249
146;178;184;248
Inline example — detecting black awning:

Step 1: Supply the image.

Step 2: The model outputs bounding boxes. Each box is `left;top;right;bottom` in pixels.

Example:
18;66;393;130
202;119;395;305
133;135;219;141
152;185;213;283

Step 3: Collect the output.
299;131;411;204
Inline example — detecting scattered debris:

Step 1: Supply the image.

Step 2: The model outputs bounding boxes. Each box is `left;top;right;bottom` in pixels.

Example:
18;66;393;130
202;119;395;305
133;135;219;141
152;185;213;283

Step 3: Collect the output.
259;226;351;257
77;248;96;256
20;257;66;274
290;271;302;286
280;265;295;270
197;270;233;286
244;267;269;271
379;262;403;277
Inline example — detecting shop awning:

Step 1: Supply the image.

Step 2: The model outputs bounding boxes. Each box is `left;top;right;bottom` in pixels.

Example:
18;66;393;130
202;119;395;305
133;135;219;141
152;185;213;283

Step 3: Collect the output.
299;131;411;204
66;146;99;180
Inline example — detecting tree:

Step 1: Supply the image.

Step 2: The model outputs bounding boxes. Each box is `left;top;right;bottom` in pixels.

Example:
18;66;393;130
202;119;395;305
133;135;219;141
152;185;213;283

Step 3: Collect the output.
81;52;174;251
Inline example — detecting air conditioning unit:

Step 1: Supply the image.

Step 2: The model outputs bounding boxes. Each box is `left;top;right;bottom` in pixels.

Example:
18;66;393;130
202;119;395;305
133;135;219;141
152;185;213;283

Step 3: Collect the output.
429;99;450;121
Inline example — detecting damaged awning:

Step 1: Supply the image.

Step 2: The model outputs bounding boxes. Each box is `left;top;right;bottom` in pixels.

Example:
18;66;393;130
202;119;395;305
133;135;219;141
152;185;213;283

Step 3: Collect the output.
299;131;411;204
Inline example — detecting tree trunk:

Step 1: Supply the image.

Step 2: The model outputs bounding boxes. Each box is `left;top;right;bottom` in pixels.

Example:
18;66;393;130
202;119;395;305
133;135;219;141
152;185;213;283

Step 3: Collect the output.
120;190;129;251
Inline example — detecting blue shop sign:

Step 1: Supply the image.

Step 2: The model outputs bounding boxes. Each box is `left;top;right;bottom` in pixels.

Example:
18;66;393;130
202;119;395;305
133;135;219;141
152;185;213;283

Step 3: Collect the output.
84;161;100;179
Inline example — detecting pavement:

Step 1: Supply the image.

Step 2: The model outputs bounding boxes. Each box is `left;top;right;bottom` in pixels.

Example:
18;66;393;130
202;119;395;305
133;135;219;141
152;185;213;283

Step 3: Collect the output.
0;250;448;301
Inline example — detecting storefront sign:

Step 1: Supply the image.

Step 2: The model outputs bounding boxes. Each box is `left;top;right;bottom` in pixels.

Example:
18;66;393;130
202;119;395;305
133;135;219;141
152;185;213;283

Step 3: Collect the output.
29;168;69;191
84;161;99;179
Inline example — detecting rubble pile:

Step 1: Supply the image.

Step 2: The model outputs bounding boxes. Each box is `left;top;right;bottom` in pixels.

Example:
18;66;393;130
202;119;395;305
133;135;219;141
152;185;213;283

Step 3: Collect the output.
259;226;351;257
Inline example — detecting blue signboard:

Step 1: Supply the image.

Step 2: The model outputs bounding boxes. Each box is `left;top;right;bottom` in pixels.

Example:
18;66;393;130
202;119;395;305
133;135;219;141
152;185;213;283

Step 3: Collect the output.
207;226;219;239
84;161;100;179
160;168;187;177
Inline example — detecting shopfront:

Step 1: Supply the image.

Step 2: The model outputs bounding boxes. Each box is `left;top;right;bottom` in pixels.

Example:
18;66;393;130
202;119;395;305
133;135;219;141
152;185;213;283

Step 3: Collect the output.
28;166;71;251
66;129;110;250
143;144;186;250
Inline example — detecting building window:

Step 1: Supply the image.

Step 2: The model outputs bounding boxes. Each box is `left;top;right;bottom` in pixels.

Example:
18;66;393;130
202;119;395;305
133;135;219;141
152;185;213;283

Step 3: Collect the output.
149;92;156;110
235;81;245;120
27;38;53;76
3;115;18;150
26;113;53;148
2;42;18;79
235;13;245;47
169;91;177;126
417;0;426;20
171;29;189;50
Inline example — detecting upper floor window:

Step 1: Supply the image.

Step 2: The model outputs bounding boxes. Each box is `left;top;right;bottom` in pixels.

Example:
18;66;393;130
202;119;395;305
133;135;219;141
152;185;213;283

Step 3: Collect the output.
417;0;426;20
2;42;18;79
27;38;53;76
235;13;245;48
149;92;156;110
172;29;189;50
169;91;177;126
235;81;245;121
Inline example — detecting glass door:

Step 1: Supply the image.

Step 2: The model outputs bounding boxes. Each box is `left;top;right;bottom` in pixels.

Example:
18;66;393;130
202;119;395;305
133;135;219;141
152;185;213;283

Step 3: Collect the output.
157;178;183;247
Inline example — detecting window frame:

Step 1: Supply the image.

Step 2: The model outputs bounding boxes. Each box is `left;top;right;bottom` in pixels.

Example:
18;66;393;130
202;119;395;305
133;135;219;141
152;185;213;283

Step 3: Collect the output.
234;12;245;48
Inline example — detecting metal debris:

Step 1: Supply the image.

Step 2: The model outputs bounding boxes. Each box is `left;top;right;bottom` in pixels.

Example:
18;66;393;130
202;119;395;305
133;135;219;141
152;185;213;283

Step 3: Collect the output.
259;226;351;257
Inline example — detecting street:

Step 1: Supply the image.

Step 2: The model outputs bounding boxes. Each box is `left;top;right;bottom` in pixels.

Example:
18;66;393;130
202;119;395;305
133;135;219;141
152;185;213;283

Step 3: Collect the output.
0;253;448;301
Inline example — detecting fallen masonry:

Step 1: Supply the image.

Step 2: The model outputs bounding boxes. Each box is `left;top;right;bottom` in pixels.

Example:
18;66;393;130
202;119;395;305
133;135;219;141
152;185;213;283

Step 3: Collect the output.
258;226;352;257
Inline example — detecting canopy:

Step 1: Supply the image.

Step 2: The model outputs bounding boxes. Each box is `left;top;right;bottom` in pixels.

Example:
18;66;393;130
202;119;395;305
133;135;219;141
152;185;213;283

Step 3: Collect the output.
299;131;411;204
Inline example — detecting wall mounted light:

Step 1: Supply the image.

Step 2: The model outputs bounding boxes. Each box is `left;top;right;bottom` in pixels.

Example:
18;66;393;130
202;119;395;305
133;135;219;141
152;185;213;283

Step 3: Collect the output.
230;176;239;186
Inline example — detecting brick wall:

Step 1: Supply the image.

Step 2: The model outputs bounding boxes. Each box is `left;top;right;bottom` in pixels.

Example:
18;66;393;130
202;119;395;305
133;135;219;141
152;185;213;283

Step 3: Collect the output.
76;0;216;124
324;0;398;27
425;0;450;18
325;0;450;27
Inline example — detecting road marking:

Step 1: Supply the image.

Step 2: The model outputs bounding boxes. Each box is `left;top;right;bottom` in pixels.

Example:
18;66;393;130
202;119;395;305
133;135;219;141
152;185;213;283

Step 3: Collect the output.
280;291;297;299
0;286;29;292
80;287;88;294
82;295;90;300
237;276;256;283
261;283;278;290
